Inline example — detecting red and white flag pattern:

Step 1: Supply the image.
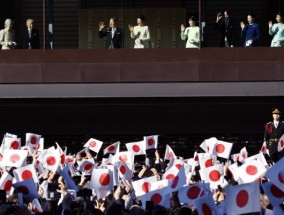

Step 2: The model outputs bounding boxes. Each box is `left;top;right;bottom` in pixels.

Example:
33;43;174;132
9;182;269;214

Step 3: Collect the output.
209;140;233;159
202;163;224;185
278;134;284;152
178;183;204;204
200;137;218;153
31;198;43;213
113;151;134;166
1;149;28;167
103;141;120;155
84;138;103;153
26;133;41;149
260;141;269;156
37;147;60;173
225;182;261;215
89;168;113;190
261;181;284;207
144;135;158;150
265;156;284;191
13;164;38;183
141;186;171;209
132;176;157;197
12;178;39;199
77;158;96;175
164;145;176;160
0;172;14;196
117;161;133;181
125;141;146;156
194;193;219;215
3;136;21;150
237;160;267;184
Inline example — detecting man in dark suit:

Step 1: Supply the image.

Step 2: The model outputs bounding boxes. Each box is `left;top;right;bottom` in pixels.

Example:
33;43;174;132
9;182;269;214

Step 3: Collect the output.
264;108;284;163
214;10;236;47
21;19;40;49
98;17;123;49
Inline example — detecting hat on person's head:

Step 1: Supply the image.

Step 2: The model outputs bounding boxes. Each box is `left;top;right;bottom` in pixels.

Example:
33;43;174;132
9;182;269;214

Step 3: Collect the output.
272;108;281;114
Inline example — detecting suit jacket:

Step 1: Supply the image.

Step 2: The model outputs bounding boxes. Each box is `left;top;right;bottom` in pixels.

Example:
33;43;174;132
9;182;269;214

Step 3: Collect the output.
264;121;284;154
99;27;123;49
21;28;40;49
215;19;236;47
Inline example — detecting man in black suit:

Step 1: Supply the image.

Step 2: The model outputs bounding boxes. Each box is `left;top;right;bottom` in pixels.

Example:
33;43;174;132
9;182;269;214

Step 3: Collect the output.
98;17;123;49
21;19;40;49
264;108;284;163
214;10;236;47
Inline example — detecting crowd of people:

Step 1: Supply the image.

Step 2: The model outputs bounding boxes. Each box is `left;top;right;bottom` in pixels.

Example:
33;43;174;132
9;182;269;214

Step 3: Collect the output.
0;108;282;215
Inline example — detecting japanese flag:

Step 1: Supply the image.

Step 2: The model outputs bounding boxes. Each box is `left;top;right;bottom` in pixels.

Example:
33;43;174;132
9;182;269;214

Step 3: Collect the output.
163;165;186;192
78;159;96;174
202;163;224;185
1;149;28;167
260;141;269;156
199;155;216;169
265;156;284;191
243;152;268;169
164;145;176;160
200;137;218;153
37;147;60;173
225;182;261;215
12;178;40;199
150;179;170;191
3;136;21;150
194;193;219;215
26;133;41;148
65;155;74;163
261;181;284;207
278;134;284;152
239;147;248;162
144;135;158;150
56;142;67;166
0;172;14;196
178;183;204;204
231;153;241;162
106;164;118;187
117;161;132;181
125;141;146;156
13;164;39;183
228;162;240;181
237;160;267;184
60;166;79;192
132;176;157;197
84;138;103;153
101;154;114;166
31;198;43;213
104;141;120;155
113;151;134;166
89;168;113;190
66;162;79;177
141;186;171;209
210;140;233;159
21;145;34;155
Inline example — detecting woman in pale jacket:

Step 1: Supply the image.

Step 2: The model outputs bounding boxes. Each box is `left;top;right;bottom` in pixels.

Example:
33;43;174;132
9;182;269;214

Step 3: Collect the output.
268;13;284;47
180;16;200;48
0;19;16;50
128;15;150;48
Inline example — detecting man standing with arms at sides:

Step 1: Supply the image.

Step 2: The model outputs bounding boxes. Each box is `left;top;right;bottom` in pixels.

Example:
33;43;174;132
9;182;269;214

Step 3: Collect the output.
264;108;284;163
98;17;123;49
214;10;235;47
21;19;40;49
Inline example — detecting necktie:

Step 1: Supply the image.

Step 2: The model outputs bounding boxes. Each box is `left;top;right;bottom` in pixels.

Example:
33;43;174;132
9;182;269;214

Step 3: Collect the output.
29;30;31;39
112;28;115;38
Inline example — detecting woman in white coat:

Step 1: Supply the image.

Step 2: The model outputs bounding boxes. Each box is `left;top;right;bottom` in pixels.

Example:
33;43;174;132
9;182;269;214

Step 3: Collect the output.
180;16;199;48
128;15;151;48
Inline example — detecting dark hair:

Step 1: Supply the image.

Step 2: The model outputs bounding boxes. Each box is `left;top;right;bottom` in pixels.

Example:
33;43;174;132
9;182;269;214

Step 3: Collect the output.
110;17;118;22
137;15;145;22
223;9;231;16
247;12;256;19
189;16;197;22
276;13;283;18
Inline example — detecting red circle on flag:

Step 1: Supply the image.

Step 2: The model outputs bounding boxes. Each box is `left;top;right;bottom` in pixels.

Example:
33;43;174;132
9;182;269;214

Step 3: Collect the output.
132;145;140;153
30;136;37;145
150;193;162;205
215;143;225;153
18;186;29;195
281;140;284;147
142;182;149;193
271;184;284;198
278;173;284;184
120;165;126;175
242;153;246;158
84;164;93;171
11;141;19;149
60;154;65;164
22;170;33;180
166;173;175;180
236;190;249;208
261;146;265;152
46;156;56;166
246;165;258;175
194;155;199;161
169;152;174;159
99;173;110;186
171;176;179;189
66;157;73;163
3;180;12;191
10;154;20;163
209;170;220;182
89;141;97;148
187;186;201;199
202;203;212;215
148;138;154;146
107;145;115;151
119;155;128;162
205;159;213;168
175;164;182;170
